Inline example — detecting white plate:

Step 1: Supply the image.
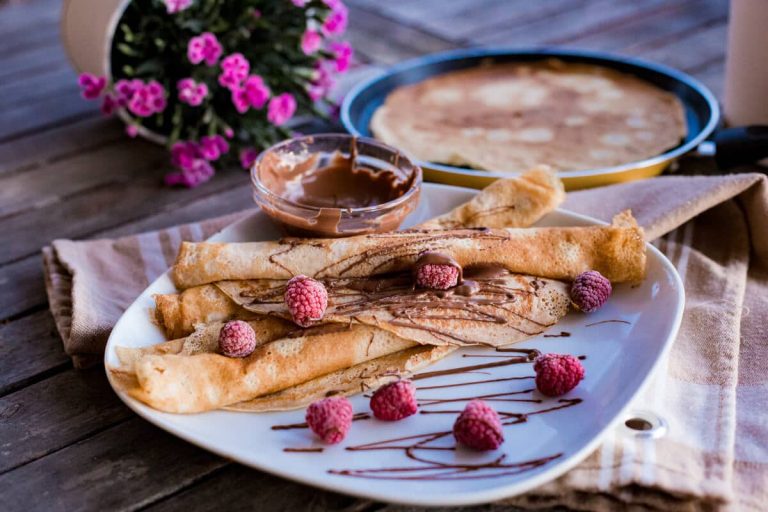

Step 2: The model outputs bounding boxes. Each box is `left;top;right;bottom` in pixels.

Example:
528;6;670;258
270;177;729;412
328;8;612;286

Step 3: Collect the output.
105;183;684;507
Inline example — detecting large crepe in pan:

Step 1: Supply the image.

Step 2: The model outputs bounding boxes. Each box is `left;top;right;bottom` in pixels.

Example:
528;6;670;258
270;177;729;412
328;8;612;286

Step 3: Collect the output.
226;344;456;412
171;211;645;288
112;323;417;413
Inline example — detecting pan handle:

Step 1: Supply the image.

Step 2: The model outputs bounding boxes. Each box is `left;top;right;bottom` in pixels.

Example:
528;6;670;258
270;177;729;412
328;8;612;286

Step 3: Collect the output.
713;126;768;169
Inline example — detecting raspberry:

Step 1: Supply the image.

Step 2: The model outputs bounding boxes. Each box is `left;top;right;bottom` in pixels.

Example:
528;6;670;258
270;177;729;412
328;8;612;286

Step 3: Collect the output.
534;353;585;397
305;396;354;444
415;264;460;290
370;380;418;421
218;320;257;358
284;275;328;327
453;399;504;451
570;270;612;313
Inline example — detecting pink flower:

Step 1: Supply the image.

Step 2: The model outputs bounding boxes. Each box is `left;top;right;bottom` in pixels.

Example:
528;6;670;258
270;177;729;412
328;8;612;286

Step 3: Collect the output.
307;62;335;101
291;0;308;6
219;53;250;90
177;78;208;106
243;75;270;109
267;93;297;126
171;141;200;169
231;87;250;114
224;127;234;139
164;0;192;13
114;79;143;106
78;73;106;100
187;32;222;66
127;81;167;118
239;148;260;169
322;0;343;8
100;94;118;115
252;9;261;18
329;41;353;72
322;3;348;36
199;135;229;161
125;125;139;138
165;158;215;188
301;29;322;55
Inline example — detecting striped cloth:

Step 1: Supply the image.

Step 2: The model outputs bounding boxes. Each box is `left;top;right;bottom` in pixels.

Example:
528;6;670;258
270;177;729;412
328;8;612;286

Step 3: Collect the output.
42;173;768;511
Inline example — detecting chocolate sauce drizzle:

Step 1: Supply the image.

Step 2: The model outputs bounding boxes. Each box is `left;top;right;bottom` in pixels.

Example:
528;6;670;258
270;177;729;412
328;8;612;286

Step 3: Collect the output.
272;412;371;431
271;346;585;481
543;331;571;338
283;447;324;453
585;319;631;327
237;268;560;346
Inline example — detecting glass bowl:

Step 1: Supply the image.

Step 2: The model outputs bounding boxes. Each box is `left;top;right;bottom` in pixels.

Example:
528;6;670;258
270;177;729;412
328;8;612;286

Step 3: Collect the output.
251;134;422;238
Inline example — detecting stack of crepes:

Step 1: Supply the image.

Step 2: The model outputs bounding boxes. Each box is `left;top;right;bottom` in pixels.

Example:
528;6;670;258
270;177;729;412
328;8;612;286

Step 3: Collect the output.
109;166;647;414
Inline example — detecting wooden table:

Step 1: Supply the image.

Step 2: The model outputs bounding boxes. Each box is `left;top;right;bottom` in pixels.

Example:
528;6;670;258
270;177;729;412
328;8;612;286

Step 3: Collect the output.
0;0;731;509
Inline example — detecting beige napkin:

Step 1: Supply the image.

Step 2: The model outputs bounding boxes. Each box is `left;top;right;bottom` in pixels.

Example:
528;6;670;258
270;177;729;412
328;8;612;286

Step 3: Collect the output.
42;173;768;511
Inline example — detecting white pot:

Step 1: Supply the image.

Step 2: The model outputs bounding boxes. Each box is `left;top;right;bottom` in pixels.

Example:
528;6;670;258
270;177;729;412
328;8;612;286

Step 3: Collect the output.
61;0;168;144
61;0;130;77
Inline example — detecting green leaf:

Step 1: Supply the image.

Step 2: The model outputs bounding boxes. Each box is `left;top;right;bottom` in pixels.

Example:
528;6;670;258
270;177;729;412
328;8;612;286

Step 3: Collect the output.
117;43;140;57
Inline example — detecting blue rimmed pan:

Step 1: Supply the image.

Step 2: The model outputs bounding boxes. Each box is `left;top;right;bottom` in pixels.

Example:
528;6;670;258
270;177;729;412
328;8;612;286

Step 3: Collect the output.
341;48;767;189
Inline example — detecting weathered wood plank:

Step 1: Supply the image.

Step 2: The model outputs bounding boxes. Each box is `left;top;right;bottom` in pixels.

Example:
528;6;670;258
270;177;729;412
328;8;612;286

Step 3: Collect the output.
562;0;727;51
0;161;249;265
346;3;456;65
0;138;165;218
0;368;132;473
145;465;360;512
0;309;69;396
0;116;122;177
0;257;49;321
471;0;673;46
0;417;225;512
628;22;727;73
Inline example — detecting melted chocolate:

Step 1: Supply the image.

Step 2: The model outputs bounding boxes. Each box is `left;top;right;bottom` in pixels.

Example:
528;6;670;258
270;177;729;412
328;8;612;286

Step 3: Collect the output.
284;447;324;453
543;331;571;338
586;319;631;327
274;349;585;480
272;412;371;430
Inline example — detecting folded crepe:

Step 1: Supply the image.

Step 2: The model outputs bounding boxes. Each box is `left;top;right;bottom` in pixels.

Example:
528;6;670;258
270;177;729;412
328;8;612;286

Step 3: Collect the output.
420;165;564;230
172;211;645;288
112;322;419;413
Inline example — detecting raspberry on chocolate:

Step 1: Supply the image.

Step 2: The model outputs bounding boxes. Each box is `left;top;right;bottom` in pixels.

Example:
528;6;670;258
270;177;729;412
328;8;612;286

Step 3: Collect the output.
370;380;418;421
218;320;257;358
413;251;462;290
453;399;504;451
284;275;328;327
305;396;354;444
570;270;612;312
534;353;585;397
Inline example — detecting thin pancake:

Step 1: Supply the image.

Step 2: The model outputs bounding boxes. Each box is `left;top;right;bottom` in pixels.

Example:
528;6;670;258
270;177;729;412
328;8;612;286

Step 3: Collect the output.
371;59;687;172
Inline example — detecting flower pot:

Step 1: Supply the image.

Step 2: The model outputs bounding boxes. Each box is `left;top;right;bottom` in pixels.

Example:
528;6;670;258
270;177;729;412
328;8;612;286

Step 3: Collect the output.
61;0;168;144
61;0;130;77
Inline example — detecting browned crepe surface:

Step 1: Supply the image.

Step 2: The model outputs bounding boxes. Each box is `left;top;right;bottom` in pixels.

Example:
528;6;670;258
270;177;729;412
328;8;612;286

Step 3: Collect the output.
226;345;456;412
113;323;417;413
217;272;569;347
172;211;646;288
371;60;687;172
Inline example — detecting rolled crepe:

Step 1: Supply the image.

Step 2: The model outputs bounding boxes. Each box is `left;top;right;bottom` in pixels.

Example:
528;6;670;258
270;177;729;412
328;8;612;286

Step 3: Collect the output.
172;211;645;288
420;165;564;230
116;323;417;413
115;317;294;372
166;273;569;347
226;345;456;412
154;285;261;339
